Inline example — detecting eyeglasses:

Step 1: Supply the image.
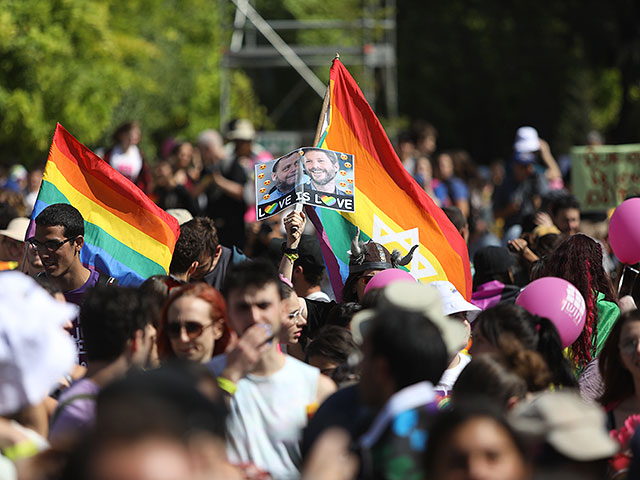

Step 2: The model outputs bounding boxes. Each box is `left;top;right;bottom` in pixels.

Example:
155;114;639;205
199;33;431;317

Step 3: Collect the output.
165;321;213;340
28;236;77;253
619;337;640;355
288;309;303;320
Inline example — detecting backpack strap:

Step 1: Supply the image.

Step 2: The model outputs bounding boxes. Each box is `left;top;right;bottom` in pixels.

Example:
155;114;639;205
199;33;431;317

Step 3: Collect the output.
97;272;118;286
51;393;98;426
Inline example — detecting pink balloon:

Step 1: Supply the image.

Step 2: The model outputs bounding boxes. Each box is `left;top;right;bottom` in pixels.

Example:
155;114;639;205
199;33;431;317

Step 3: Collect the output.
609;198;640;264
364;269;416;296
515;277;586;348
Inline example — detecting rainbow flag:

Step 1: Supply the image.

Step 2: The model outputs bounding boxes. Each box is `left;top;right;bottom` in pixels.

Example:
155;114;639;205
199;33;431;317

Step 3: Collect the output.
27;124;180;286
307;59;471;301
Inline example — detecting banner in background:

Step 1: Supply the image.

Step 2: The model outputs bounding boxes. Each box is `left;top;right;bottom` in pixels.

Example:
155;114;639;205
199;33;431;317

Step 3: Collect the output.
571;144;640;211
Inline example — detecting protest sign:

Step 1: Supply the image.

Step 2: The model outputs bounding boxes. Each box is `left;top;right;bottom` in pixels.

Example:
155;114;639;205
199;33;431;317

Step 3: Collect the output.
255;147;355;220
571;144;640;211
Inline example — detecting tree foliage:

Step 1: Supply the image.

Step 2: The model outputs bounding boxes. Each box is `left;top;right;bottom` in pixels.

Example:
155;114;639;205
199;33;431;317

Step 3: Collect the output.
0;0;260;166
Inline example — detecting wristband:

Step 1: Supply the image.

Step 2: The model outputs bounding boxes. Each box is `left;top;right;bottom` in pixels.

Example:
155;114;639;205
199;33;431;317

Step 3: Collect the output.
281;243;299;255
284;252;299;262
217;377;237;395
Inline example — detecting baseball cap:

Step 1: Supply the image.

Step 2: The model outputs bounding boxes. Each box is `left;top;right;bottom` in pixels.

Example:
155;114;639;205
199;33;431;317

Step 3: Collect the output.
297;236;325;271
0;217;30;242
509;391;619;461
351;281;468;357
514;126;540;153
474;246;517;277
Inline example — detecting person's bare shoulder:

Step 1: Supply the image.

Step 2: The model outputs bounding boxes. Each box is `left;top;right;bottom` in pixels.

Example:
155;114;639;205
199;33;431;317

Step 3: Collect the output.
316;374;337;405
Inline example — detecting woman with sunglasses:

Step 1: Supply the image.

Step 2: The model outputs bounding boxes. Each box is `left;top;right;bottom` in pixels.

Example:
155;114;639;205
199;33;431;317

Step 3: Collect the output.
157;283;233;364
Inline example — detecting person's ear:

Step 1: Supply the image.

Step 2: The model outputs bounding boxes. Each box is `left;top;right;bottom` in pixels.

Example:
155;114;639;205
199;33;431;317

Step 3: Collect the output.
214;245;222;261
130;329;144;353
506;395;520;411
187;261;199;279
74;235;84;254
212;318;224;341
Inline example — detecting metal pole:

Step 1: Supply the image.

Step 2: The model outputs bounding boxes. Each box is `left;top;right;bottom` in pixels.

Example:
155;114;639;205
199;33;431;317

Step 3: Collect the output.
230;0;326;98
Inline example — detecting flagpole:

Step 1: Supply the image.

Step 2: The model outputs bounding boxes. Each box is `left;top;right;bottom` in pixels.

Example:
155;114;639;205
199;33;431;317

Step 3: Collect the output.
313;56;336;147
296;59;334;223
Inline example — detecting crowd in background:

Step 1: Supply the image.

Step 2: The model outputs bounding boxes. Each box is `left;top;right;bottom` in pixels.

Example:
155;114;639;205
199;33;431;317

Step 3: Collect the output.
0;117;638;480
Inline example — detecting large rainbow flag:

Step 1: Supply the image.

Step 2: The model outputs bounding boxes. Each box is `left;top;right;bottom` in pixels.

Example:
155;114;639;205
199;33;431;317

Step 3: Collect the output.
27;124;180;286
307;59;471;301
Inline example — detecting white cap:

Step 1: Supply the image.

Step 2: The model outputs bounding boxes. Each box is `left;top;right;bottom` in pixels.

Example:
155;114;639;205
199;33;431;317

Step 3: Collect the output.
514;126;540;153
428;280;481;317
0;271;78;415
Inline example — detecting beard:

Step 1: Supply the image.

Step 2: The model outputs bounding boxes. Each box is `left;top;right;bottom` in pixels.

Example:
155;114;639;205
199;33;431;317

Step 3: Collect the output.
309;169;336;185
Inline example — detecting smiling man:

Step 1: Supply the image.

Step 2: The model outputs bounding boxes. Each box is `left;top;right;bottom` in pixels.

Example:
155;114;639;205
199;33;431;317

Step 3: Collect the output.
302;149;347;195
31;204;104;306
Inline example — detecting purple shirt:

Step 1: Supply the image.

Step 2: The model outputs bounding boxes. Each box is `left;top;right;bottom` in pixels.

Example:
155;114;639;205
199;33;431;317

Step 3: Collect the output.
49;378;100;443
64;269;100;365
63;268;100;306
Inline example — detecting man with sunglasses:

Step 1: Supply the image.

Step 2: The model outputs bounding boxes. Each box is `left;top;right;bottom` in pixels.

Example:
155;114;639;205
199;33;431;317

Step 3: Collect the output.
31;204;115;306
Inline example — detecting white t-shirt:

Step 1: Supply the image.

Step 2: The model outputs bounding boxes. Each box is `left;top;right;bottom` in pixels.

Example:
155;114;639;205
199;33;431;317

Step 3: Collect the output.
306;291;331;302
209;355;319;479
109;144;143;181
436;352;471;394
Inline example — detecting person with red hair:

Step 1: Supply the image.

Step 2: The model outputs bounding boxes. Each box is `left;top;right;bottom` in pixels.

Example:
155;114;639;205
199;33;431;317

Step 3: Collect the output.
541;234;619;371
157;283;233;364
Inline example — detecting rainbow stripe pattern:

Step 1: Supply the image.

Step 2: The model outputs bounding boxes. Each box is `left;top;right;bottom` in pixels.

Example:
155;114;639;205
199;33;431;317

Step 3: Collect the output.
27;124;180;286
307;59;471;300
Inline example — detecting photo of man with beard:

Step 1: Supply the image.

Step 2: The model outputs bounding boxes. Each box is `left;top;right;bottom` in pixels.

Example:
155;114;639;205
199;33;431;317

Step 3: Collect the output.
267;152;299;201
302;149;348;196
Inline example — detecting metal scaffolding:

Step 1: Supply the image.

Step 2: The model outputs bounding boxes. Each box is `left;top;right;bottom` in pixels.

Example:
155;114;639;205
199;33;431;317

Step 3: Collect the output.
219;0;397;129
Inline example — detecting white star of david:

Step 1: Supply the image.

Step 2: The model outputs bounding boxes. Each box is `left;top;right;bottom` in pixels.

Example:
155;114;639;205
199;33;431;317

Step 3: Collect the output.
371;214;438;280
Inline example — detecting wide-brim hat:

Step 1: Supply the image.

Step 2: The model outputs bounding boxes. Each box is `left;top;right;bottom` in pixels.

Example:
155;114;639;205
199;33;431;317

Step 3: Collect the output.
0;217;30;242
351;281;468;357
0;271;78;415
509;391;619;462
226;119;256;141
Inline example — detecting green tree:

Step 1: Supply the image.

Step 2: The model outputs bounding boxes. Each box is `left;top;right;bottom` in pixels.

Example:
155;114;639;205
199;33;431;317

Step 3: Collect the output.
0;0;261;167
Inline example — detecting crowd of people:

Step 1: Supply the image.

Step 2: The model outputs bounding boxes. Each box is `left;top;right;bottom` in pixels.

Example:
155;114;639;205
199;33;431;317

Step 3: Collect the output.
0;118;638;480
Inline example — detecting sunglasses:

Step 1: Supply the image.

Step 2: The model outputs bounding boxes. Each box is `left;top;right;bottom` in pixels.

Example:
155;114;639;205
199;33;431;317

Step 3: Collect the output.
28;236;77;253
166;321;214;340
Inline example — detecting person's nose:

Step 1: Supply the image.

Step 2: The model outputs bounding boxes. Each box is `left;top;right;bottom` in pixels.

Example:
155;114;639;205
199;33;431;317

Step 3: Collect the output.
179;326;190;343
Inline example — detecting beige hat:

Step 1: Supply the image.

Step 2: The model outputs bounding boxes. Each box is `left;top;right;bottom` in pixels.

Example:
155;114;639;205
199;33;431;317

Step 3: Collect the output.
166;209;193;226
0;217;30;242
509;391;619;461
350;281;468;357
226;119;256;141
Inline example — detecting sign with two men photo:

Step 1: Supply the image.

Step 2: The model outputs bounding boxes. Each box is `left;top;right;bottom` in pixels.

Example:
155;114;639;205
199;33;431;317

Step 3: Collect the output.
255;147;355;220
